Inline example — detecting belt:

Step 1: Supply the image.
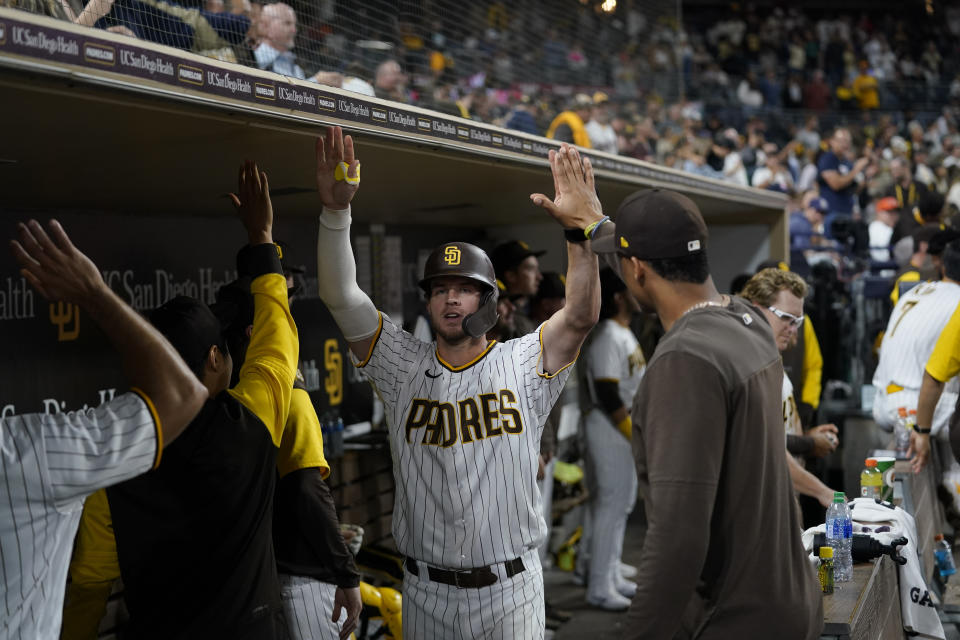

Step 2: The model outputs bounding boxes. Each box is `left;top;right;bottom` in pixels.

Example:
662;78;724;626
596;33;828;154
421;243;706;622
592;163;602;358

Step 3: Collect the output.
886;383;905;394
404;557;525;589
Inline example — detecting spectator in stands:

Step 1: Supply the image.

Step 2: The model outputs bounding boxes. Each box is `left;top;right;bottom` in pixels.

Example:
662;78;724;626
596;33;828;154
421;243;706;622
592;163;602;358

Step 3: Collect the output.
254;2;303;78
853;61;880;110
823;29;846;88
585;93;618;155
818;127;870;224
505;95;540;136
542;29;569;84
790;193;829;250
453;89;487;121
889;156;930;244
914;143;938;189
759;69;782;109
14;0;117;27
803;70;832;112
491;240;545;335
374;60;409;103
736;71;764;116
81;0;252;61
869;196;900;261
715;134;748;186
835;77;857;111
783;72;805;110
546;93;593;148
752;147;794;192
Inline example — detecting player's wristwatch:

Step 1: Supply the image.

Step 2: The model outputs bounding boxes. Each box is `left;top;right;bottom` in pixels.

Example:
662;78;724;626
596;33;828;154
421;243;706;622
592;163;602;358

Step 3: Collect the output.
915;426;932;435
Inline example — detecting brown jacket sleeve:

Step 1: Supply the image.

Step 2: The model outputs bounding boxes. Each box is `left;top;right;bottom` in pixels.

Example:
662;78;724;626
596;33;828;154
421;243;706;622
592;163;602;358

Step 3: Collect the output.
626;351;727;639
274;468;360;588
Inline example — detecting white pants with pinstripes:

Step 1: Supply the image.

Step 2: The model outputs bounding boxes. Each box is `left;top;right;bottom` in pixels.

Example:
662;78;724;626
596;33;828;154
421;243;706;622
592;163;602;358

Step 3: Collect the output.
278;574;344;640
584;409;637;601
402;548;545;639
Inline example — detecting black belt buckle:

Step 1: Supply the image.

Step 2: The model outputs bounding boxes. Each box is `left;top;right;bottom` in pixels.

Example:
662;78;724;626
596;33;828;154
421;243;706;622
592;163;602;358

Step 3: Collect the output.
406;557;523;589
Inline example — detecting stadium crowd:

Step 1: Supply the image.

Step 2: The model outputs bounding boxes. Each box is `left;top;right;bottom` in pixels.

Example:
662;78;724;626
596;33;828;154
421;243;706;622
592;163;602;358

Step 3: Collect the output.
10;0;960;220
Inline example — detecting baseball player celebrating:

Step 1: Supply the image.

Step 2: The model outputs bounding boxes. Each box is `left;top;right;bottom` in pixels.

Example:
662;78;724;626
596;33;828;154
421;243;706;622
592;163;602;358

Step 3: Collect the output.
313;126;600;639
873;240;960;471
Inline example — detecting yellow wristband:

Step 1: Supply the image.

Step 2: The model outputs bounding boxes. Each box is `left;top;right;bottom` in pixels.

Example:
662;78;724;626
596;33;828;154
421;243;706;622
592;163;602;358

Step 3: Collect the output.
583;216;609;239
616;415;632;441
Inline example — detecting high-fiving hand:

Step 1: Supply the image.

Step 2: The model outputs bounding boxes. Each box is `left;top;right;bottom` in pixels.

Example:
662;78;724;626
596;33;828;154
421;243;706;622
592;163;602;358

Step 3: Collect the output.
229;160;274;245
530;144;604;230
10;219;107;305
316;126;360;211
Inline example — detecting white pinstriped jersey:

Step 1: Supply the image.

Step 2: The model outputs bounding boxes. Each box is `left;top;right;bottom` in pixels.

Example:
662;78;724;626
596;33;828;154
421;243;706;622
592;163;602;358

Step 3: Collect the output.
585;319;645;408
356;315;571;569
0;392;158;640
874;281;960;395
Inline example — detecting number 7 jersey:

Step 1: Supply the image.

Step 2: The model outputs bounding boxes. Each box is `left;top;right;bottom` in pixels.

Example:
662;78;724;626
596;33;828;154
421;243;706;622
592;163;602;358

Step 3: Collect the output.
874;280;960;393
354;313;573;569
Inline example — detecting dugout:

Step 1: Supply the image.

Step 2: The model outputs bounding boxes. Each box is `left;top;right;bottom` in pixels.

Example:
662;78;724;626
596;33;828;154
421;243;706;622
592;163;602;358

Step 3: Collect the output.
0;9;787;549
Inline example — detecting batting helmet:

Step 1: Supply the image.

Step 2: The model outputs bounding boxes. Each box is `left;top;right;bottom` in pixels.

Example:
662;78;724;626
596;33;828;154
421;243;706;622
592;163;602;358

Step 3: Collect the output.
419;242;499;339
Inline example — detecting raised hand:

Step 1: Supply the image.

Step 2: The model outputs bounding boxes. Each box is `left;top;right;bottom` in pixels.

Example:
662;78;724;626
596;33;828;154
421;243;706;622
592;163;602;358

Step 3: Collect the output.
229;160;273;245
530;144;604;231
11;219;107;305
316;126;360;210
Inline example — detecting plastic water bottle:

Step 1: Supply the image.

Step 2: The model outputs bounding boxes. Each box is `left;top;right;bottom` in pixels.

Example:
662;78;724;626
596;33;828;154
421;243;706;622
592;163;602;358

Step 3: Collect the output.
860;458;882;500
894;407;910;457
321;416;331;459
826;492;853;582
935;534;956;579
332;417;345;458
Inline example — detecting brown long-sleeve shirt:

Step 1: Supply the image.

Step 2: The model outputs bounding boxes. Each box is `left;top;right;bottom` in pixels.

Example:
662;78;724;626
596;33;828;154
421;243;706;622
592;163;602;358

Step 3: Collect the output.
590;223;821;639
625;297;822;639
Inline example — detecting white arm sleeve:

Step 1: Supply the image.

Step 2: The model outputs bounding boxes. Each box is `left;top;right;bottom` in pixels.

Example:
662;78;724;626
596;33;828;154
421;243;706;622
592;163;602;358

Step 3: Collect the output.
317;205;381;341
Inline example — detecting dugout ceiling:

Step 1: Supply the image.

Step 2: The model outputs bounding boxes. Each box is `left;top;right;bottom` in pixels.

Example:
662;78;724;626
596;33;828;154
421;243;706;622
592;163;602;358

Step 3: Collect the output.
0;9;786;249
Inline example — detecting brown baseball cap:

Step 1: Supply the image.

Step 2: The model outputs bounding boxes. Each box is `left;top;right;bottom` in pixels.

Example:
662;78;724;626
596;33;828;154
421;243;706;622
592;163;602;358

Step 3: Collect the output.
593;189;708;260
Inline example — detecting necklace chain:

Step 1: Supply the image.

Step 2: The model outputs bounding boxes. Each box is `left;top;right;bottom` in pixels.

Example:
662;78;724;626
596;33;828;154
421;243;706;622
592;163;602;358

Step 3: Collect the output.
681;298;724;318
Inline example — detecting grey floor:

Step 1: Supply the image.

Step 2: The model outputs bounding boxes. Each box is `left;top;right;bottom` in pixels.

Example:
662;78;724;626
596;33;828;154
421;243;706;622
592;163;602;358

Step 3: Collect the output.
544;508;646;639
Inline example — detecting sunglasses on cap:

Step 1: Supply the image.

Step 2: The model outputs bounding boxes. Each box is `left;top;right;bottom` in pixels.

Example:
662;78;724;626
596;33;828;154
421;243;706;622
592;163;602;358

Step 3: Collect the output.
768;306;804;328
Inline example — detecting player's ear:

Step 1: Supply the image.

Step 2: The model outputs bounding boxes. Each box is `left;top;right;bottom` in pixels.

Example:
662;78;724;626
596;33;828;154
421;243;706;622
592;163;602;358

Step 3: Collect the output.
629;257;646;287
205;345;222;373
